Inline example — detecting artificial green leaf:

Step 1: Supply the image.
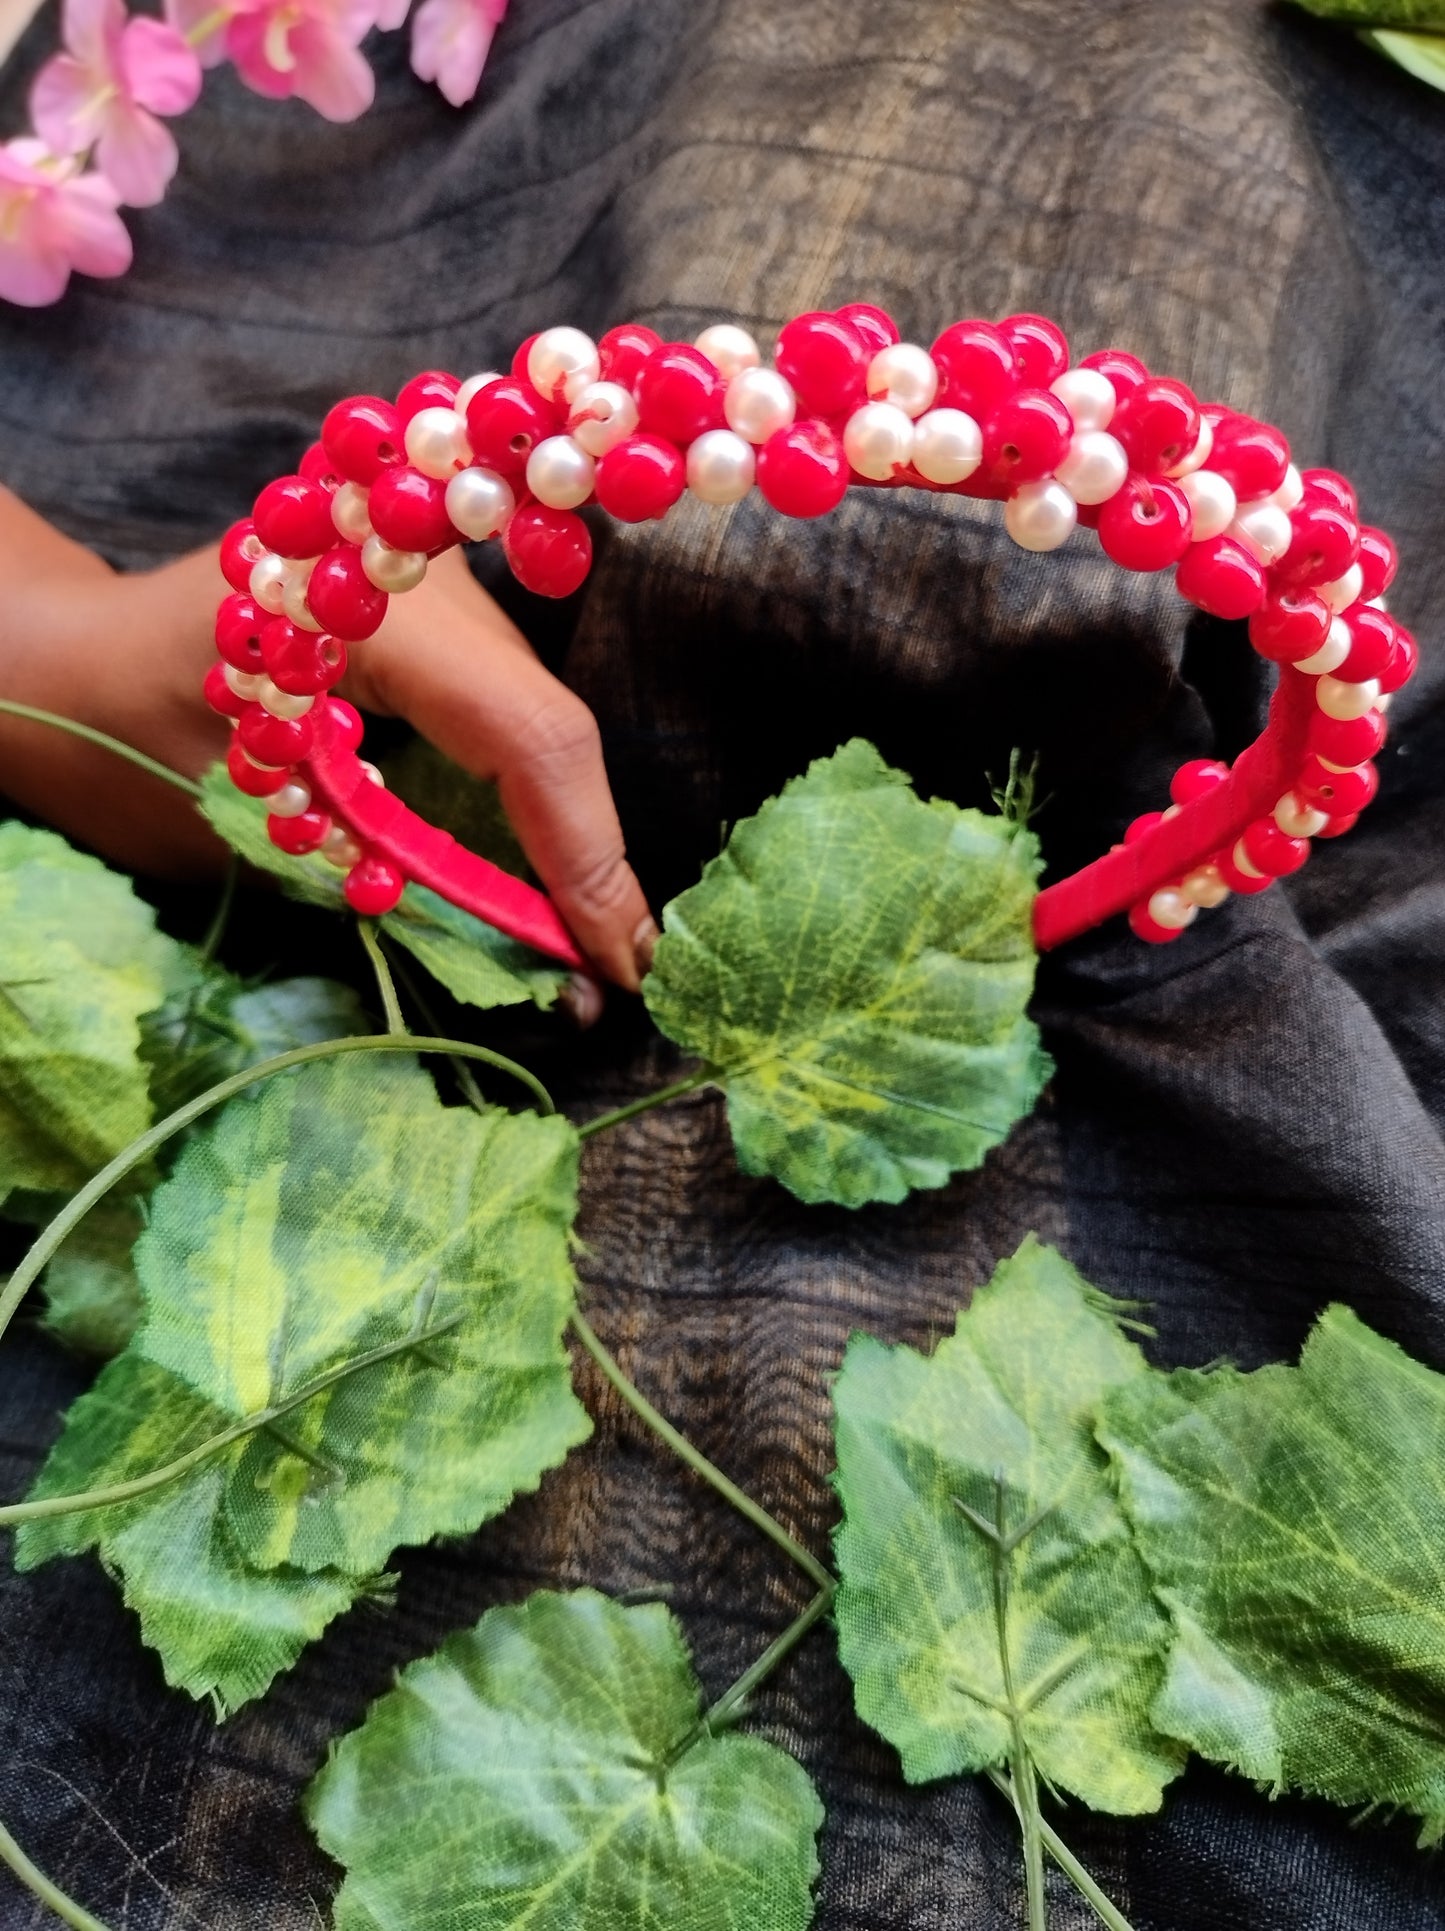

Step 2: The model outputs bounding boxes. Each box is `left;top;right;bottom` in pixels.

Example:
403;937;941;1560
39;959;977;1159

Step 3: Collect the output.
133;1053;590;1575
832;1237;1184;1811
0;823;177;1202
644;740;1049;1208
1098;1305;1445;1843
1289;0;1445;26
1367;27;1445;86
198;766;347;910
7;1190;147;1357
16;1353;361;1712
307;1589;824;1931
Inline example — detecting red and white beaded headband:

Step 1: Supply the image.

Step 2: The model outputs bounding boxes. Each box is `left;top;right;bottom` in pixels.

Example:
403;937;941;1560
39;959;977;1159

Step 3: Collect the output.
209;306;1413;965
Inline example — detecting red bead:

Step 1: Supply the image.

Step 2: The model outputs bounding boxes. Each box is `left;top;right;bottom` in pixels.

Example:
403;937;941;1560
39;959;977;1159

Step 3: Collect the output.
1205;414;1290;500
1243;817;1309;877
598;322;662;391
503;503;593;597
835;302;898;357
325;697;364;751
1097;477;1192;571
1273;499;1360;589
1175;534;1267;619
775;312;869;417
930;319;1018;419
465;378;557;479
227;740;290;796
1334;606;1396;683
396;370;460;424
1307;709;1386;768
306;544;389;641
1216;846;1274;895
239;703;315;767
1248;588;1331;664
1170;759;1230;806
510;333;540;382
1129;900;1186;943
1296;757;1377;815
1377;624;1417;694
268;808;331;855
298;440;341;493
368;466;456;553
1355;525;1397;601
1315;811;1358;840
253;475;336;560
261;618;347;696
635;343;726;444
220;519;265;594
215;593;266;671
203;661;248;719
1079;348;1148;404
999;314;1069;388
755;420;849;519
322;396;404;487
981;388;1072;484
1110;377;1201;476
344;854;406;917
1124;811;1164;844
1301;467;1357;516
594;432;686;522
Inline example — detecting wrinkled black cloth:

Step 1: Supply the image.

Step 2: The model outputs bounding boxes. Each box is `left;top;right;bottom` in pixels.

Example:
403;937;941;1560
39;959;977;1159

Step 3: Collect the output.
3;1;1445;1925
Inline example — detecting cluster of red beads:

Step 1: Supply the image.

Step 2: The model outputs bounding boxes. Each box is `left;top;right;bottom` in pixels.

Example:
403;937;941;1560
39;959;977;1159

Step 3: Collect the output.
209;307;1414;939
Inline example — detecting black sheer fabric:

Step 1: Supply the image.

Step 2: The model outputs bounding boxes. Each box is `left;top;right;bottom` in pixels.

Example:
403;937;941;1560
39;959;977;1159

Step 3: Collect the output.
2;2;1444;1924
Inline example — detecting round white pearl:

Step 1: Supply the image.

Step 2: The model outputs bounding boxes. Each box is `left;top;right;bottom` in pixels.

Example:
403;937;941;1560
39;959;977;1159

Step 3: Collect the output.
910;407;982;485
445;466;515;541
1274;791;1329;839
455;370;502;414
865;343;937;418
1316;674;1380;721
1230;500;1293;566
527;327;600;406
1377;691;1393;713
686;428;756;504
361;535;428;593
359;760;384;786
567;381;639;458
1182;864;1231;909
1054;430;1127;506
1004;479;1078;552
1049;367;1116;433
693;324;760;381
1148;887;1197;930
525;435;596;510
404;407;472;480
282;564;324;632
1367;594;1389;612
1294;617;1353;676
322;827;363;869
331;481;373;544
248;553;288;614
1319;562;1364;615
1270;463;1304;512
223;664;264;702
257;677;315;722
724;366;796;444
1178;469;1237;542
842;401;914;481
268;779;313;819
1165;416;1213;479
1232;840;1265;879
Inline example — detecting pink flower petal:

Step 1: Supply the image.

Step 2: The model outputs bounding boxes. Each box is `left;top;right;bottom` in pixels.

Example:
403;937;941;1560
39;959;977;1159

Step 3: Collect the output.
59;170;133;279
163;0;229;68
410;0;496;107
95;101;178;205
375;0;410;29
0;233;72;306
121;17;203;115
224;10;297;98
30;52;98;155
60;0;122;73
290;20;375;120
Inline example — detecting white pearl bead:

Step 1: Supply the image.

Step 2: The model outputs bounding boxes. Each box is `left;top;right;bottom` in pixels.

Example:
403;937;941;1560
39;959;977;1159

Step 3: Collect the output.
686;428;756;504
331;481;373;544
865;343;937;418
1182;864;1231;909
257;677;315;722
455;370;502;414
1178;469;1237;542
1270;463;1304;512
282;564;324;632
842;401;914;481
525;435;596;510
1004;479;1078;552
1232;840;1265;879
1148;887;1197;930
1377;691;1393;713
404;407;472;480
1164;416;1213;479
1054;430;1127;506
1316;674;1380;721
359;760;384;785
248;553;288;614
268;779;313;819
910;407;982;485
1367;594;1388;612
1230;500;1293;566
1274;791;1329;839
567;381;640;458
321;827;363;869
1318;562;1364;615
1049;367;1116;433
527;327;600;407
223;664;264;702
724;366;796;444
445;466;515;541
1294;617;1352;676
361;535;428;593
693;324;760;381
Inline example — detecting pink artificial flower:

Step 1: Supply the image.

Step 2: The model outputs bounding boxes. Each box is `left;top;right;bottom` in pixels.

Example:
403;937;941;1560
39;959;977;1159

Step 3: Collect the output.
410;0;506;107
0;138;132;306
31;0;202;209
218;0;381;121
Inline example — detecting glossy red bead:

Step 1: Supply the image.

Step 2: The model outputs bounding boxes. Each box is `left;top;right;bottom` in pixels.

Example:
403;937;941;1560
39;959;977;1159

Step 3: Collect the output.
1273;499;1360;588
1377;624;1417;693
1334;606;1396;683
1354;525;1398;601
1097;477;1192;571
268;808;331;855
1128;900;1186;943
594;432;686;522
1296;756;1377;815
1243;817;1309;877
298;440;341;493
226;739;290;796
1215;846;1273;895
930;319;1018;419
239;703;315;767
220;519;265;593
1078;348;1148;403
1315;811;1359;840
396;370;460;424
775;312;869;417
999;314;1069;388
635;343;726;444
835;302;898;356
322;396;405;487
465;378;557;479
325;696;364;751
253;475;336;560
1307;708;1386;768
1175;534;1267;619
1205;414;1289;500
203;661;248;719
755;420;849;519
1110;377;1201;476
215;593;266;671
1170;759;1230;806
344;853;406;916
261;618;347;696
306;544;389;640
598;322;662;391
503;503;593;597
368;466;456;553
510;333;540;382
981;388;1072;484
1124;811;1164;844
1248;588;1331;664
1300;467;1357;516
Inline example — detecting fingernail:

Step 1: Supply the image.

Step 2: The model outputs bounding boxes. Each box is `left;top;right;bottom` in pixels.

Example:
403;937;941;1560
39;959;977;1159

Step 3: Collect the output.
558;972;605;1030
632;916;660;980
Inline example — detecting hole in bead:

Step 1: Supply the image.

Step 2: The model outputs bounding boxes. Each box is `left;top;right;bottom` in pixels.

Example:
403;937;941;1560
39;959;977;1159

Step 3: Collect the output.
377;441;398;465
509;433;532;456
1000;443;1021;465
1159;442;1182;467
